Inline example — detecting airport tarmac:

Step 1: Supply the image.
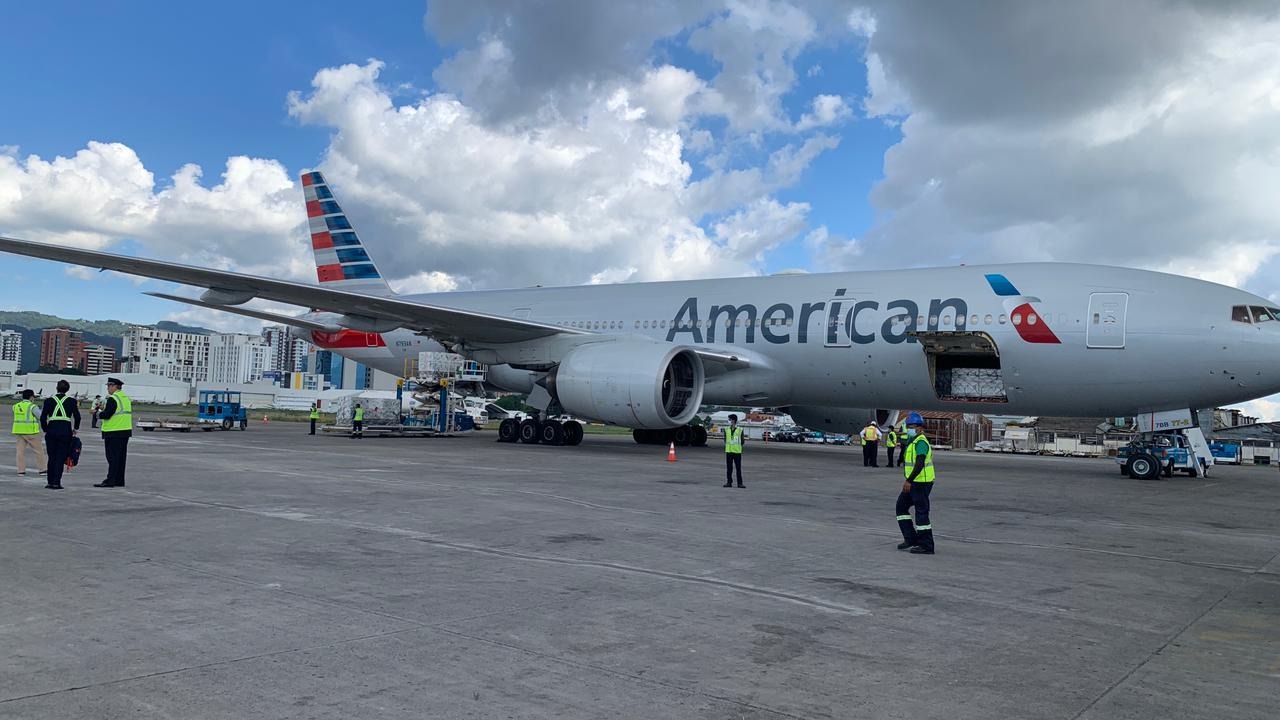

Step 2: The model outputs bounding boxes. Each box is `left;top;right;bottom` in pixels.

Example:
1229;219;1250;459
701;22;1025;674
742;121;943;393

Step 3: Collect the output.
1;424;1277;719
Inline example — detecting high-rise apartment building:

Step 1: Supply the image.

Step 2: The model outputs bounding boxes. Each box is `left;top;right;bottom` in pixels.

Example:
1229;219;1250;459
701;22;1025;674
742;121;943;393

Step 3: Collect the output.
39;327;84;369
0;329;21;366
262;325;311;373
122;327;211;384
79;344;118;375
207;333;275;385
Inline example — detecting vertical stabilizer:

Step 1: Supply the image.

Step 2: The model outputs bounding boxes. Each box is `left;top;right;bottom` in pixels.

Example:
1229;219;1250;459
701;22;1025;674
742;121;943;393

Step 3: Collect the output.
301;171;394;295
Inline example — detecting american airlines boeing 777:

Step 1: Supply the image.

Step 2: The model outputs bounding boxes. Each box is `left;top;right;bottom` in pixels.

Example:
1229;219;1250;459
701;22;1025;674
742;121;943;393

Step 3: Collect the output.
3;171;1278;447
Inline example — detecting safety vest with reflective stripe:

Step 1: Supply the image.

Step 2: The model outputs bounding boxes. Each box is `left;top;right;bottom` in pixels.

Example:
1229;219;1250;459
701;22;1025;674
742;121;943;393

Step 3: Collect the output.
886;430;898;447
353;408;364;422
47;396;72;424
724;426;743;454
310;408;320;420
903;435;935;483
101;393;133;433
861;426;878;445
11;401;40;435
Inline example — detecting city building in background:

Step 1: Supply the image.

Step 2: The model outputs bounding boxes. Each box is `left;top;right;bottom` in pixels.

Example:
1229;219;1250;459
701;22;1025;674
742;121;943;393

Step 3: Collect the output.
207;333;275;385
79;344;118;375
39;327;84;369
0;329;21;366
122;326;211;384
262;325;311;373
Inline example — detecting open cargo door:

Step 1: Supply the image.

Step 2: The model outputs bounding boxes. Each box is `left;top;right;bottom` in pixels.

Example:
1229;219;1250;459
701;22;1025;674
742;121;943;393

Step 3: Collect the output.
912;331;1008;403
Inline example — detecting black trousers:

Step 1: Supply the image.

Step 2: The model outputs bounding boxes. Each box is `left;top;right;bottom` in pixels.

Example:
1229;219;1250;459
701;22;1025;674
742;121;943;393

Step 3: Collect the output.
104;433;129;486
897;446;906;467
45;434;72;486
895;482;934;551
862;441;879;466
352;420;363;438
309;419;316;435
91;412;99;428
725;453;742;485
886;445;896;467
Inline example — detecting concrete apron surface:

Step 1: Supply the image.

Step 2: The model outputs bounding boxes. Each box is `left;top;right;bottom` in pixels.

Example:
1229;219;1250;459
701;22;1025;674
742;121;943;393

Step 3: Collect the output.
1;425;1277;719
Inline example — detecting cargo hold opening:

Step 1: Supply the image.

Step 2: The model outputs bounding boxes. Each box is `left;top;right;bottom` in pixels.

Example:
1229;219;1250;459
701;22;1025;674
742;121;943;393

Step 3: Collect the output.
912;331;1008;403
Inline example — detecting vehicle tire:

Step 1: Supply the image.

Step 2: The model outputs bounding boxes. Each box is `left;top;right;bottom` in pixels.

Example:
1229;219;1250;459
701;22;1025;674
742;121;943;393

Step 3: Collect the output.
1163;461;1174;478
221;418;233;431
673;426;692;447
540;420;565;446
1126;453;1161;480
692;425;708;447
498;418;520;443
519;418;542;444
563;421;584;446
1120;466;1129;476
240;419;248;430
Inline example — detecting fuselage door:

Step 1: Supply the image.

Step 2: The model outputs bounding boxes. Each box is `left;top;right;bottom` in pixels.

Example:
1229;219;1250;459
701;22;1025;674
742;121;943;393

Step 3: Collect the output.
1086;292;1128;349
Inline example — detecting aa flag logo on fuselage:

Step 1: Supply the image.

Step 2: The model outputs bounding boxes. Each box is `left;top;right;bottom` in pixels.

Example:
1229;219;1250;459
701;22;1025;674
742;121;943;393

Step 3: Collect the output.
984;274;1061;344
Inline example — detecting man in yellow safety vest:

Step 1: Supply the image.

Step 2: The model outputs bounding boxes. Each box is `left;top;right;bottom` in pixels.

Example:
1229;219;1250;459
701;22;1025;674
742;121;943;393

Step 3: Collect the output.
11;389;47;476
95;378;132;488
309;403;320;435
895;413;936;554
885;426;899;468
722;414;745;488
860;421;881;467
352;404;365;439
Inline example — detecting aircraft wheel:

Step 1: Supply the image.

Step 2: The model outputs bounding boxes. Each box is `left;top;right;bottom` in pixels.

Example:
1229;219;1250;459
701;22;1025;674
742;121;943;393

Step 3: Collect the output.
692;426;708;447
540;420;565;446
519;418;542;444
633;429;647;444
1126;453;1160;480
563;421;584;446
673;426;692;447
498;418;520;443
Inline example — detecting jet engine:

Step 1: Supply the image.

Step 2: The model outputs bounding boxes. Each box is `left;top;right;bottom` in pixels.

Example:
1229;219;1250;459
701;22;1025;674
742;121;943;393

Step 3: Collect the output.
545;341;704;428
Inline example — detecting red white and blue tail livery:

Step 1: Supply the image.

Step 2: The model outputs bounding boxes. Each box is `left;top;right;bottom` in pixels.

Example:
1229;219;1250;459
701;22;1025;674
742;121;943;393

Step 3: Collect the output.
302;171;393;295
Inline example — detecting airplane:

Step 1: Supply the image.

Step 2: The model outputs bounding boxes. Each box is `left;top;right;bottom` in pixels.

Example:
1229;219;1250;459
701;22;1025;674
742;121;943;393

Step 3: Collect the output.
4;170;1280;450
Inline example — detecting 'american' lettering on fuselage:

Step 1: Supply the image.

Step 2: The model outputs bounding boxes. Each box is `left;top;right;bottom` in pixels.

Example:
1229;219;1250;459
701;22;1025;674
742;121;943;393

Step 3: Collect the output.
665;291;970;345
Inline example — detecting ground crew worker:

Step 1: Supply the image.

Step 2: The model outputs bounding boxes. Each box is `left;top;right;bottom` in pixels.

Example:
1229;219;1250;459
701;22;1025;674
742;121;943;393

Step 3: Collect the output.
90;394;104;428
12;389;47;477
895;412;936;554
352;404;364;439
309;403;320;435
95;378;132;488
723;414;745;488
40;379;80;490
897;425;908;467
885;426;899;468
860;421;881;467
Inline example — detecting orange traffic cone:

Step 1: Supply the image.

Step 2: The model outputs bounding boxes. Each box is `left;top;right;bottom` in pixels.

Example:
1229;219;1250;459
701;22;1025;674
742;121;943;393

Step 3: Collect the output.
667;442;677;462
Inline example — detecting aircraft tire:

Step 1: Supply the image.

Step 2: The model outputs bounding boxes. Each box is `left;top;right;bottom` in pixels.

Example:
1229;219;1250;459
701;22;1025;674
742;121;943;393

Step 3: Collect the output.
540;420;565;446
563;421;584;446
519;419;542;444
691;426;708;447
498;418;520;443
673;426;693;447
633;429;647;444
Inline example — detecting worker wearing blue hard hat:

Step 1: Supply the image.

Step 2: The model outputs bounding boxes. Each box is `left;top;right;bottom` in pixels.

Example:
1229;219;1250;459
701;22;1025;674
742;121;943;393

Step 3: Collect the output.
895;412;936;554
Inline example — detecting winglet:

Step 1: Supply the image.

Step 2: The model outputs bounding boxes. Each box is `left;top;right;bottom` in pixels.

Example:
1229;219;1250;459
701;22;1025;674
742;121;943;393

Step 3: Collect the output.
302;171;394;295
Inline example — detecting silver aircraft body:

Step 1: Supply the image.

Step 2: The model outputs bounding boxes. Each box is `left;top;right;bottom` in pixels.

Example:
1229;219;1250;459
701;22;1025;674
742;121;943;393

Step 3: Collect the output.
3;170;1278;435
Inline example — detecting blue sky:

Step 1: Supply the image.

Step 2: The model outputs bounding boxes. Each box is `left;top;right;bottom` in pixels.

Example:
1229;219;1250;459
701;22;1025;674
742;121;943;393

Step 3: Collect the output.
0;1;896;324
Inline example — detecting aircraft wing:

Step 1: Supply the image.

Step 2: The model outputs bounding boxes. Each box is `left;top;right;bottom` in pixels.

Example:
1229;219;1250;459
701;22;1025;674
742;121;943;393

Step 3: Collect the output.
144;292;342;332
0;236;581;345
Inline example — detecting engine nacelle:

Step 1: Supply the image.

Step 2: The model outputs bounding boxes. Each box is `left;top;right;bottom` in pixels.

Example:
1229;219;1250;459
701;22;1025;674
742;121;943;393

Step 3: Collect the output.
548;341;705;428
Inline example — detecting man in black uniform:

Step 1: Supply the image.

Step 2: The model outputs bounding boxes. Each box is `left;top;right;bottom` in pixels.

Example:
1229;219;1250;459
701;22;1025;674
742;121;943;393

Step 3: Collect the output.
40;379;80;490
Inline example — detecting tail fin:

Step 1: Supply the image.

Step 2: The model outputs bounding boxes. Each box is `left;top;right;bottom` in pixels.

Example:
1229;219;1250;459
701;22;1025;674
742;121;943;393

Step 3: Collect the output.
301;170;395;295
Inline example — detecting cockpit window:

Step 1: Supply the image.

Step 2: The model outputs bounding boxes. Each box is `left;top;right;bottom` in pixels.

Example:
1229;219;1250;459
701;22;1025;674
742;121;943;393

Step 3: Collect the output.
1251;306;1276;323
1233;305;1251;323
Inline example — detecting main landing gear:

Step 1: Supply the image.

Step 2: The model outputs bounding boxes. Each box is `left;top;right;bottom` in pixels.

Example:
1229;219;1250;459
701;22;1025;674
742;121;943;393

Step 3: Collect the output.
632;425;708;448
497;418;584;446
